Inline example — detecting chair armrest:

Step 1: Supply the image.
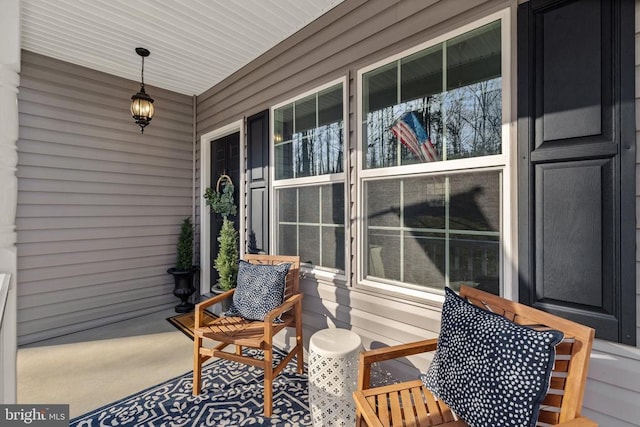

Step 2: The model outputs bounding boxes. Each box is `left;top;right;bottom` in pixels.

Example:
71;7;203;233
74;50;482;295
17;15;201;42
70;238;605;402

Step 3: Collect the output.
556;416;598;427
353;390;385;427
264;293;303;324
358;338;438;390
194;289;235;327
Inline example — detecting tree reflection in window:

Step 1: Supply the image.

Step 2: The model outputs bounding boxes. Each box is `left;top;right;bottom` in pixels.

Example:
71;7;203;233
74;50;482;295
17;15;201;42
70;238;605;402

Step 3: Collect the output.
275;84;343;179
363;20;502;169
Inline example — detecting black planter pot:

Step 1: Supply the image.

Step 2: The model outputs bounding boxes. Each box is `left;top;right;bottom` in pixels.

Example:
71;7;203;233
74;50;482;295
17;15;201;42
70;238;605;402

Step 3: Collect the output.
211;283;233;313
167;266;199;313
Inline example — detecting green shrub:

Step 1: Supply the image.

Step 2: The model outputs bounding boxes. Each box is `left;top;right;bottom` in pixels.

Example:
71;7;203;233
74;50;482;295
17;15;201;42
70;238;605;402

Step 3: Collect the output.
215;218;239;290
204;178;239;290
176;217;193;271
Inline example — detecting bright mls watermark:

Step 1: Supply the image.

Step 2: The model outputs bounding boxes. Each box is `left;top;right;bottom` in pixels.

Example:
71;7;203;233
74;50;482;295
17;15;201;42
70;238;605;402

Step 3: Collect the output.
1;405;68;426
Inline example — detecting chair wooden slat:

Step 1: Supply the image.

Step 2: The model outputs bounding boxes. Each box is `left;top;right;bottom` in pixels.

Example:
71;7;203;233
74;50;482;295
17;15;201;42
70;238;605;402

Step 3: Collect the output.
423;386;443;425
550;376;567;390
542;393;563;407
399;387;416;427
353;285;596;427
539;408;561;424
376;394;390;426
411;385;430;425
192;255;303;418
388;390;403;427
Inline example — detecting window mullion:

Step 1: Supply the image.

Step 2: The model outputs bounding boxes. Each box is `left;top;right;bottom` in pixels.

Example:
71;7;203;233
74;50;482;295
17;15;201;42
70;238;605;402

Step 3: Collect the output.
400;179;405;282
396;60;402;167
442;40;448;162
296;188;300;256
444;176;450;288
318;185;323;266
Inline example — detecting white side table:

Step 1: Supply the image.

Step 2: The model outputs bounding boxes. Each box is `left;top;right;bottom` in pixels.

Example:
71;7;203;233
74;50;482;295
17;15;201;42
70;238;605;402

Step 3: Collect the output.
308;328;362;427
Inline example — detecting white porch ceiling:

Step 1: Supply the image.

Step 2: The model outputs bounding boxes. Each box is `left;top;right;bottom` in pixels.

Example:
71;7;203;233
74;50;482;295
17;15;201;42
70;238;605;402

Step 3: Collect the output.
20;0;343;95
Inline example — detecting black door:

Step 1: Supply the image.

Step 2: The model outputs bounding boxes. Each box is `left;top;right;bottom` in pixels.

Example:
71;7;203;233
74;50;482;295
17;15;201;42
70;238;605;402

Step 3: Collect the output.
517;0;635;344
210;132;240;290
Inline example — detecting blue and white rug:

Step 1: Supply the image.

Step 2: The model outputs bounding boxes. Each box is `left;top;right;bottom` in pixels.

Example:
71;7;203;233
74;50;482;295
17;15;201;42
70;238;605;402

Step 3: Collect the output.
70;349;311;426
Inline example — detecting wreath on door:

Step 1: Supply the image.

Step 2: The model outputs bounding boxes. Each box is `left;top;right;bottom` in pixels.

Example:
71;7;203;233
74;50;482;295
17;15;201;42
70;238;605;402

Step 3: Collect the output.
204;174;237;219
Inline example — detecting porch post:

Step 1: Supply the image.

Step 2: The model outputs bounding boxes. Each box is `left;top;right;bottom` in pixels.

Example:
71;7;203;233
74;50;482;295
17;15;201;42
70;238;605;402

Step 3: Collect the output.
0;0;21;404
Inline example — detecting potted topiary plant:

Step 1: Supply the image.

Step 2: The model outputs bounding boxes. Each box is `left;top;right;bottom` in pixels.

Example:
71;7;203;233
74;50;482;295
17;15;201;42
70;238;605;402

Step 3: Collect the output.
167;217;199;313
204;175;239;304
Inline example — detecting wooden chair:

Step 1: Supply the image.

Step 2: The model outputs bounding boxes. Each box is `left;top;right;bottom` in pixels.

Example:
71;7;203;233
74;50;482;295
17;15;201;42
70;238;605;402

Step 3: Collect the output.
192;254;303;417
354;285;597;427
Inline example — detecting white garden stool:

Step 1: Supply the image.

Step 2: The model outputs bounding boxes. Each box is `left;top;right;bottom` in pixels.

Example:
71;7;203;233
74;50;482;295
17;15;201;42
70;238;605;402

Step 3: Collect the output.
308;328;362;427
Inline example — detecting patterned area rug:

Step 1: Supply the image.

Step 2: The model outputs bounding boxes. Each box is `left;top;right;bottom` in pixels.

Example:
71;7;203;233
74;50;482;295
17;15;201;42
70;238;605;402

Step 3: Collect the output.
70;349;310;426
166;310;217;340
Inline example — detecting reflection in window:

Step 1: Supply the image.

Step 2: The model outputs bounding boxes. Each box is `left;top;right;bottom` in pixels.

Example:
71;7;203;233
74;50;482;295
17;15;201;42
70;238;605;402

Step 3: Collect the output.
362;21;502;169
364;172;500;294
275;84;344;179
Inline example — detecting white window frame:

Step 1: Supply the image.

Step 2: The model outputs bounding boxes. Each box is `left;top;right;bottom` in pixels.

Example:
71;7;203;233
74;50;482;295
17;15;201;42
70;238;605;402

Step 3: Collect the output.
269;77;349;280
356;9;513;305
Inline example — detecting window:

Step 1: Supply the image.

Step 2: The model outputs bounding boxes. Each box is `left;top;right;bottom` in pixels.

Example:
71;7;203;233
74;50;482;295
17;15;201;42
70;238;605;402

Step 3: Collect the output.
358;16;507;298
272;81;346;271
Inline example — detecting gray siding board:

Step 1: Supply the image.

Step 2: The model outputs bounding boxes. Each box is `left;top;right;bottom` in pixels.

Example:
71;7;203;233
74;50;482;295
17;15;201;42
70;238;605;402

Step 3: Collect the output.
18;205;189;218
18;235;176;257
19;104;190;141
17;245;173;270
18;118;192;154
19;275;171;309
18;115;187;148
16;152;191;179
18;266;172;296
583;381;640;426
17;52;193;345
17;166;192;188
17;225;180;244
18;255;175;283
17;215;185;230
17;179;189;198
18;192;191;207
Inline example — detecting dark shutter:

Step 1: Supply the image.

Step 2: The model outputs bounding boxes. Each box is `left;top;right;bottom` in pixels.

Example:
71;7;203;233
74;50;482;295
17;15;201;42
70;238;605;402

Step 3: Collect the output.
517;0;635;344
246;110;270;254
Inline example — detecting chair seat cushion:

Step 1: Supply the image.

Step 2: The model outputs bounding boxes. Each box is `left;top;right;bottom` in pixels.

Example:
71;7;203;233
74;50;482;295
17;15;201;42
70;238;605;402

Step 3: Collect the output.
420;287;563;427
225;260;291;321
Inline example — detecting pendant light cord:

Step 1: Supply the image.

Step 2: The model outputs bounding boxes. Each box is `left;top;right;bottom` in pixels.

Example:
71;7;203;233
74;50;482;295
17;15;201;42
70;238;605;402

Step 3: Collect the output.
141;56;145;87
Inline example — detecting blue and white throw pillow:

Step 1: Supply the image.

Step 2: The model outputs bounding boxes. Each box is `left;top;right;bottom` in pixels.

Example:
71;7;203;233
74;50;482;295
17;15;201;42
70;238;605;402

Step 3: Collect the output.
225;260;291;322
420;287;563;427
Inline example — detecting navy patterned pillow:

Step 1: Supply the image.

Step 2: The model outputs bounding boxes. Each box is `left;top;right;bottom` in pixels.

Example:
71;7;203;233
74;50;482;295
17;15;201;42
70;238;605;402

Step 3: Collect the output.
225;260;291;322
420;287;563;427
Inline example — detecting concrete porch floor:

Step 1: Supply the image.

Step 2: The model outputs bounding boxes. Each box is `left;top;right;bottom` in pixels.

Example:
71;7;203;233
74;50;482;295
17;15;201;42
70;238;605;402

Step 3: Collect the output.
17;308;197;418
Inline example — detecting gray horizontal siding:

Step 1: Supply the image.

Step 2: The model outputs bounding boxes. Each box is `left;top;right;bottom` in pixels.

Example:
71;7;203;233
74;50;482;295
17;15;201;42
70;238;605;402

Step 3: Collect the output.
196;0;640;424
16;50;194;345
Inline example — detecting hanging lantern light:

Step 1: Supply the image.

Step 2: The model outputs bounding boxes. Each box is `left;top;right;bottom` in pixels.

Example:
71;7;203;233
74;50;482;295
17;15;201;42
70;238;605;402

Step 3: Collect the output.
130;47;155;133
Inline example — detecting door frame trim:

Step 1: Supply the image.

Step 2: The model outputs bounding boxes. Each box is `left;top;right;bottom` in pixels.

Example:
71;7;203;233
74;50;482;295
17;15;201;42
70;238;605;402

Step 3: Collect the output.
199;120;245;295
